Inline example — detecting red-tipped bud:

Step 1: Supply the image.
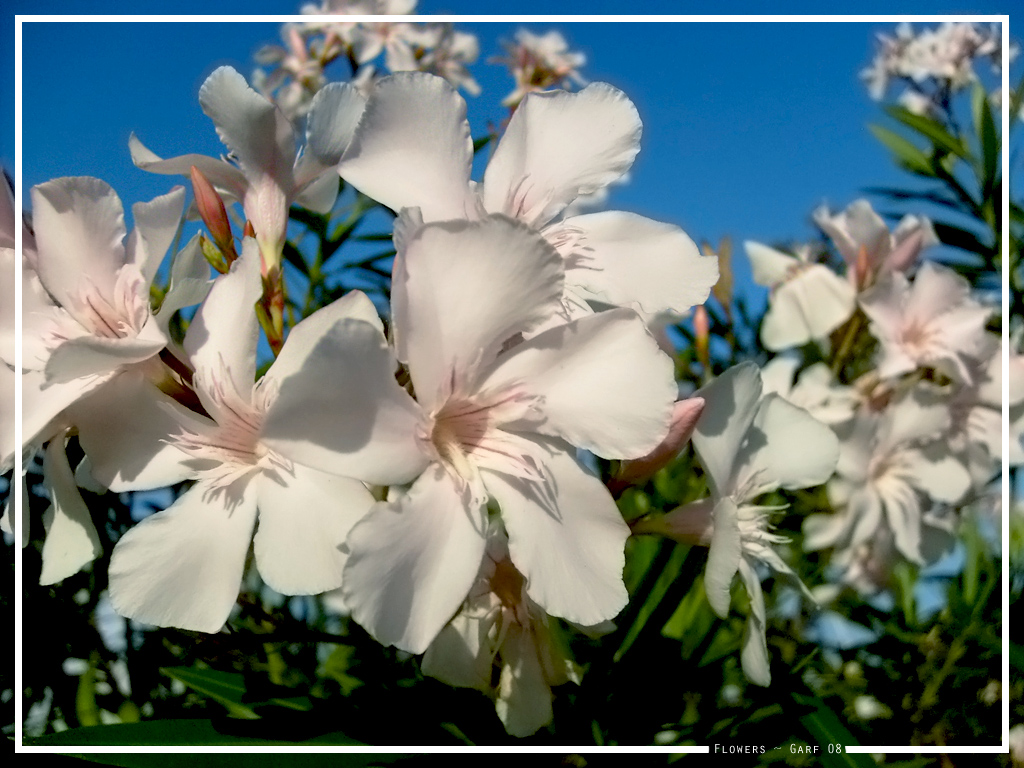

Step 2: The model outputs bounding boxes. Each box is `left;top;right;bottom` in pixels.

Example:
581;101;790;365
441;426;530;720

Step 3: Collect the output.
243;220;256;239
190;165;234;255
616;397;706;486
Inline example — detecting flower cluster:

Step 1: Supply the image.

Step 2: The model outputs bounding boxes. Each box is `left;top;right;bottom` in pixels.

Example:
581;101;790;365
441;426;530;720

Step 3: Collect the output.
861;22;1012;116
746;198;1018;594
493;29;587;109
253;0;480;122
10;65;748;735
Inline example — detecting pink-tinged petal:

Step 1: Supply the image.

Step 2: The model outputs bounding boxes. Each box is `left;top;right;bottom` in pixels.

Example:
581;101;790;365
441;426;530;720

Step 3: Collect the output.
761;265;856;351
31;177;127;308
39;437;102;585
884;215;937;274
742;394;838;492
561;211;719;317
0;366;13;471
260;317;428;486
814;199;890;268
108;480;259;633
126;187;186;285
265;289;382;389
397;217;564;410
184;239;262;403
905;261;972;326
483;83;641;227
128;134;248;200
496;622;555;738
483;447;629;626
481;309;675;459
704;497;741;618
199;66;296;185
745;241;797;287
253;464;375;595
342;466;488;654
737;558;771;686
305;82;367;167
337;72;475;220
44;319;167;384
68;371;200;493
692;362;763;498
616;397;706;485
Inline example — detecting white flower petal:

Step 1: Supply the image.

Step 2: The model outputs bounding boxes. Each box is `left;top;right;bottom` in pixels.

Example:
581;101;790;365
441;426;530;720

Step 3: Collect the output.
483;447;629;626
421;600;497;691
742;394;839;491
155;235;213;331
184;239;262;402
305;82;367;166
561;211;719;317
108;480;259;633
266;290;381;389
199;66;295;184
337;72;474;220
68;371;200;492
31;177;127;309
253;465;374;595
126;187;186;285
906;445;971;505
483;83;641;227
39;437;102;585
260;316;427;486
397;217;564;410
745;241;795;286
496;622;554;737
128;133;248;200
44;321;166;384
704;497;741;618
738;558;771;686
481;308;675;459
761;265;856;351
692;362;762;497
341;466;488;654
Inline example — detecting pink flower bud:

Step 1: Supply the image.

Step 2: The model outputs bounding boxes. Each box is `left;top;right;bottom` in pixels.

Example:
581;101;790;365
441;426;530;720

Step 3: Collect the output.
631;497;714;545
615;397;706;486
190;165;234;256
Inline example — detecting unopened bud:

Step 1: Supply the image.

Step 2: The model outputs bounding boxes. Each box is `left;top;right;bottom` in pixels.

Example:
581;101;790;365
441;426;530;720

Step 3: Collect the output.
243;220;256;239
854;244;871;290
694;305;710;371
631;498;715;546
190;165;236;262
616;397;706;486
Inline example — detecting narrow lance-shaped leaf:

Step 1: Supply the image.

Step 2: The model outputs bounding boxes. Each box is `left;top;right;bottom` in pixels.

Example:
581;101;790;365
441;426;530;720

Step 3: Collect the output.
868;124;934;176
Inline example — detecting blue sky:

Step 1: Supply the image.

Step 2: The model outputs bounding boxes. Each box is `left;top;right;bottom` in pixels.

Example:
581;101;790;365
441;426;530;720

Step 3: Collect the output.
6;4;1017;322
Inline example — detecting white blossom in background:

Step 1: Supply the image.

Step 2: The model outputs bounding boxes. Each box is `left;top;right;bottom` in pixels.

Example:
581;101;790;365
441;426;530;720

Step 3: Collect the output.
103;242;378;633
745;241;856;351
496;29;587;108
861;22;1010;115
130;66;365;271
812;198;937;291
338;72;718;328
806;384;970;567
639;363;838;685
421;530;601;737
261;215;676;654
858;260;992;384
760;358;858;427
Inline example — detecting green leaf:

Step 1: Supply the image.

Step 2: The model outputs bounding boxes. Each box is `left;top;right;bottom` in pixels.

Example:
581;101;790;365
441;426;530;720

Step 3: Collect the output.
868;124;934;176
614;543;693;661
318;644;364;696
971;82;1000;193
24;720;369;749
473;134;494;153
792;693;875;768
883;104;972;161
931;220;994;259
161;666;259;719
